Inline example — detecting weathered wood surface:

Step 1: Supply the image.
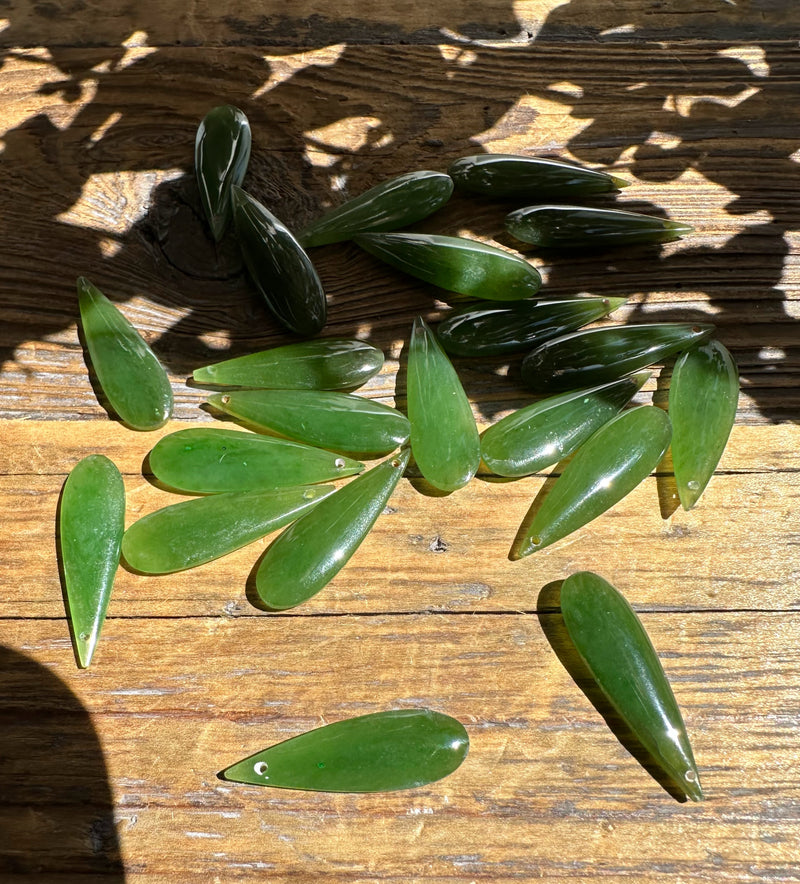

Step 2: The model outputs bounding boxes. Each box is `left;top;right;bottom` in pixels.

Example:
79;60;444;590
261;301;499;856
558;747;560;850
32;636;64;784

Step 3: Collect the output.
2;1;800;881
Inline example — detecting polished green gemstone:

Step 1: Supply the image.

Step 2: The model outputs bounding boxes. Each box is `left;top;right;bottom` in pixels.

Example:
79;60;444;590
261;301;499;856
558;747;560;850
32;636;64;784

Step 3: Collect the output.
560;571;703;801
521;322;715;393
208;389;409;458
255;449;410;610
512;406;672;556
407;316;480;492
77;277;173;431
436;296;626;357
506;204;693;248
195;105;251;241
298;171;454;247
481;371;650;478
193;339;384;390
220;708;469;792
232;186;326;335
669;339;739;510
59;455;125;668
355;232;542;301
121;485;334;574
148;428;363;494
448;154;628;198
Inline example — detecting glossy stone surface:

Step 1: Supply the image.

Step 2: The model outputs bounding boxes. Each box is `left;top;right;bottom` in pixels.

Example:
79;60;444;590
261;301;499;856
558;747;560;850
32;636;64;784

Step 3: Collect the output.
521;322;715;393
512;406;672;556
560;571;703;801
298;170;454;247
255;449;410;610
232;186;326;335
407;316;480;492
121;485;334;574
669;339;739;510
77;277;173;431
220;708;469;792
355;232;542;301
59;455;125;668
193;339;384;390
148;428;363;494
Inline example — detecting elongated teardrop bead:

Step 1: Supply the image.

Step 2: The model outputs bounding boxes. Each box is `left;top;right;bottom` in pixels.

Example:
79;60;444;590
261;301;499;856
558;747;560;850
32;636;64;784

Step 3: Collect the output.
407;316;480;492
512;406;672;557
669;339;739;510
255;449;410;610
208;390;409;458
560;571;703;801
481;372;650;478
59;455;125;668
521;322;715;393
121;485;334;574
437;296;626;358
506;204;693;248
148;428;363;494
77;277;173;431
449;154;628;198
355;232;542;301
193;339;384;390
221;708;469;792
298;171;454;247
195;105;251;241
232;186;326;335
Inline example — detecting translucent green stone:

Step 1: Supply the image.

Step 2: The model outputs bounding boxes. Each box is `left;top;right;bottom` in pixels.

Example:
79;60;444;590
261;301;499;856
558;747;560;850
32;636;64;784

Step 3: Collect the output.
407;316;480;492
506;204;693;248
298;171;454;247
512;406;672;557
436;296;626;357
193;339;384;390
669;339;739;510
77;277;173;431
560;571;703;801
448;154;628;198
255;449;410;610
221;708;469;792
481;372;650;478
195;105;251;241
521;322;715;393
59;455;125;668
148;428;363;494
232;186;326;335
355;232;542;301
207;389;409;458
121;485;334;574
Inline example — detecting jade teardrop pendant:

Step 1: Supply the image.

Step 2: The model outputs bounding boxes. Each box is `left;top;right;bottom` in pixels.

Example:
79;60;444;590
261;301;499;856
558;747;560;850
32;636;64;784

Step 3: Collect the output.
195;105;251;241
355;232;542;301
121;485;334;574
298;170;454;247
512;406;672;557
506;204;693;249
669;339;739;510
448;154;627;198
256;449;409;610
193;339;384;390
437;296;626;358
221;708;469;792
59;455;125;668
208;389;410;458
407;316;480;492
232;186;326;336
560;571;703;801
521;322;715;393
77;277;173;431
481;371;650;478
148;428;363;494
